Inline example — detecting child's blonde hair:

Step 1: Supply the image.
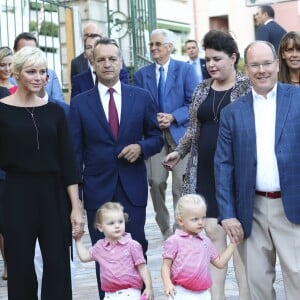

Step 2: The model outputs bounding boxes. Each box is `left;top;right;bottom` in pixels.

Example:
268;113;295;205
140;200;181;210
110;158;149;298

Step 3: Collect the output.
175;194;207;218
94;202;128;228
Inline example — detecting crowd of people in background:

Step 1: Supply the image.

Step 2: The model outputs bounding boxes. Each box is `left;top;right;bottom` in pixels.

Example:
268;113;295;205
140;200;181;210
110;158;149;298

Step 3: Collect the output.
0;3;299;300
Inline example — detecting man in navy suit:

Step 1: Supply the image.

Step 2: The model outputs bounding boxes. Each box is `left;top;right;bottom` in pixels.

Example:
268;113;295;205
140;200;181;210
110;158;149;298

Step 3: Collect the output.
255;5;286;52
71;33;128;99
134;29;198;239
215;41;300;300
69;38;163;299
185;39;210;82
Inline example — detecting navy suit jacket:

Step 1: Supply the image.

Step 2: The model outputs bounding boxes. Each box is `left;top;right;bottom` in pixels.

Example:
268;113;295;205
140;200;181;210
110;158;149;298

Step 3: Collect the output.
134;59;198;144
69;84;163;210
215;83;300;238
256;20;286;52
70;69;94;99
199;58;210;80
71;66;129;100
70;53;88;79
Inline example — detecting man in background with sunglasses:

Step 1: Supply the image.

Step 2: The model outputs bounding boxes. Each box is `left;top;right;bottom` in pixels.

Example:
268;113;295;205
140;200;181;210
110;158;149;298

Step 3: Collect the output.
70;22;128;82
71;33;128;100
134;29;198;240
70;22;101;79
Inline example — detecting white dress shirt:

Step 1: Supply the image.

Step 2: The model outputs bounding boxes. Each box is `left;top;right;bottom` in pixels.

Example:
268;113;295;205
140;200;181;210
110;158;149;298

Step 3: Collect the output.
253;84;280;191
98;81;122;123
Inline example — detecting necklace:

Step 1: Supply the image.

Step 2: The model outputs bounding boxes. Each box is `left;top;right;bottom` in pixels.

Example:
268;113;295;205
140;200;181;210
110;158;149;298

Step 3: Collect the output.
212;88;231;122
24;107;40;151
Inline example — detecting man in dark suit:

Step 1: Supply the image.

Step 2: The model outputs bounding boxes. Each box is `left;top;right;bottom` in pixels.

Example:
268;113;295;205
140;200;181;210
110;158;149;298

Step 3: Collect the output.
70;22;101;79
255;5;286;52
185;39;210;82
69;38;163;299
70;22;128;84
215;41;300;300
134;29;198;239
71;33;128;99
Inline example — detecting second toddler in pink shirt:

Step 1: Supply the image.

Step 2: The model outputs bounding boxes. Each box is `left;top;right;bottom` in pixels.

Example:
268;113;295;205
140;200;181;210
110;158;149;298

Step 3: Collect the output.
75;202;153;300
161;194;237;300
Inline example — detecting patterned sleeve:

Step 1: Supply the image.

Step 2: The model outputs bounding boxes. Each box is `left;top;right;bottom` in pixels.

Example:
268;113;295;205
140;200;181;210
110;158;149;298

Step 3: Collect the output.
90;243;99;262
130;240;146;266
204;236;219;262
162;236;178;260
176;79;212;158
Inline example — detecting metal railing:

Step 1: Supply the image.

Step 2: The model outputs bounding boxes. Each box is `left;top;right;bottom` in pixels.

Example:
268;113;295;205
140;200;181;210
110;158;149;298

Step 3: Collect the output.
0;0;156;88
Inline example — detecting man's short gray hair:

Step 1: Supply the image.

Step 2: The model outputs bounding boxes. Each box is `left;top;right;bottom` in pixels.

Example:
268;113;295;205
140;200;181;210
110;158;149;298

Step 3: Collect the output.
151;29;176;46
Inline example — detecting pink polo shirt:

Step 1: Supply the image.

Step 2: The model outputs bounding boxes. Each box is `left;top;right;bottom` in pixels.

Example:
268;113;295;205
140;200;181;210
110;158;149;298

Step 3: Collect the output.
163;229;219;291
90;232;145;292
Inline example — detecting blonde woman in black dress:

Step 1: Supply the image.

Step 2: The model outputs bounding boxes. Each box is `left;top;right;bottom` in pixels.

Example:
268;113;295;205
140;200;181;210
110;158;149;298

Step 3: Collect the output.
0;46;84;299
163;30;251;300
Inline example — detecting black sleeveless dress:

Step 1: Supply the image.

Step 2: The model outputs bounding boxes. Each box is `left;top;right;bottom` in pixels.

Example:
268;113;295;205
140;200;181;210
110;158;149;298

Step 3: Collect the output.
196;87;232;218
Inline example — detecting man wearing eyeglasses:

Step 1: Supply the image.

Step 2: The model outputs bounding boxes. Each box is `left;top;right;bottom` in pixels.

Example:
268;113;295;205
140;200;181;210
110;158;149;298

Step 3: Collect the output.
215;41;300;300
134;29;198;240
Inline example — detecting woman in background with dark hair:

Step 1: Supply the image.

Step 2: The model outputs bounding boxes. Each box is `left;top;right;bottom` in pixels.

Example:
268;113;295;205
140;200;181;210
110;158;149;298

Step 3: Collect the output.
278;31;300;85
163;30;251;299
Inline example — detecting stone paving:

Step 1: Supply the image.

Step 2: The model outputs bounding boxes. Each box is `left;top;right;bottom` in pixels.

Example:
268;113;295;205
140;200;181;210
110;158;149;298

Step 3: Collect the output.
0;178;286;299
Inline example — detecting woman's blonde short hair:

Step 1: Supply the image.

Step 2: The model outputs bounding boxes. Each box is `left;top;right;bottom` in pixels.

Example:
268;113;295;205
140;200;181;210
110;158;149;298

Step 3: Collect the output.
175;194;207;218
12;46;47;78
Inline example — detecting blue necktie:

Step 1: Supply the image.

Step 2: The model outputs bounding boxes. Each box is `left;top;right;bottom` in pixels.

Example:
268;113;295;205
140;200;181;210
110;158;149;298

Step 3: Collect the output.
158;66;165;112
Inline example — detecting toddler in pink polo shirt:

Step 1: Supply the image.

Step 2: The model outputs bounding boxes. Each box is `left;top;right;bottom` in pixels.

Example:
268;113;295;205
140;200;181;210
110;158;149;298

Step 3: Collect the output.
161;194;236;300
74;202;154;300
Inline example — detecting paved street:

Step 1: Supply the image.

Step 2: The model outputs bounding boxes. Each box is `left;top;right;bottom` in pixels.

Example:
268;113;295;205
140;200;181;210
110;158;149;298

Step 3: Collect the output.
0;177;286;299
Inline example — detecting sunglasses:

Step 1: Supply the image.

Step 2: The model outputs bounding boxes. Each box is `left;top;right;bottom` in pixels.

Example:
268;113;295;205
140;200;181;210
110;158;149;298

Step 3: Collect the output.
149;42;169;47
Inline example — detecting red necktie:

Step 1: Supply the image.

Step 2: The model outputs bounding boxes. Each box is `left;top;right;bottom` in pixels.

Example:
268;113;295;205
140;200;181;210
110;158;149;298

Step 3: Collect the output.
108;88;119;140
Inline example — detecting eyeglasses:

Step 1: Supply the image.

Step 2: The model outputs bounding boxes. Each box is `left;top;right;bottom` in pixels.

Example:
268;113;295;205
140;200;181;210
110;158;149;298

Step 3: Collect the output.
148;42;168;48
246;59;276;70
